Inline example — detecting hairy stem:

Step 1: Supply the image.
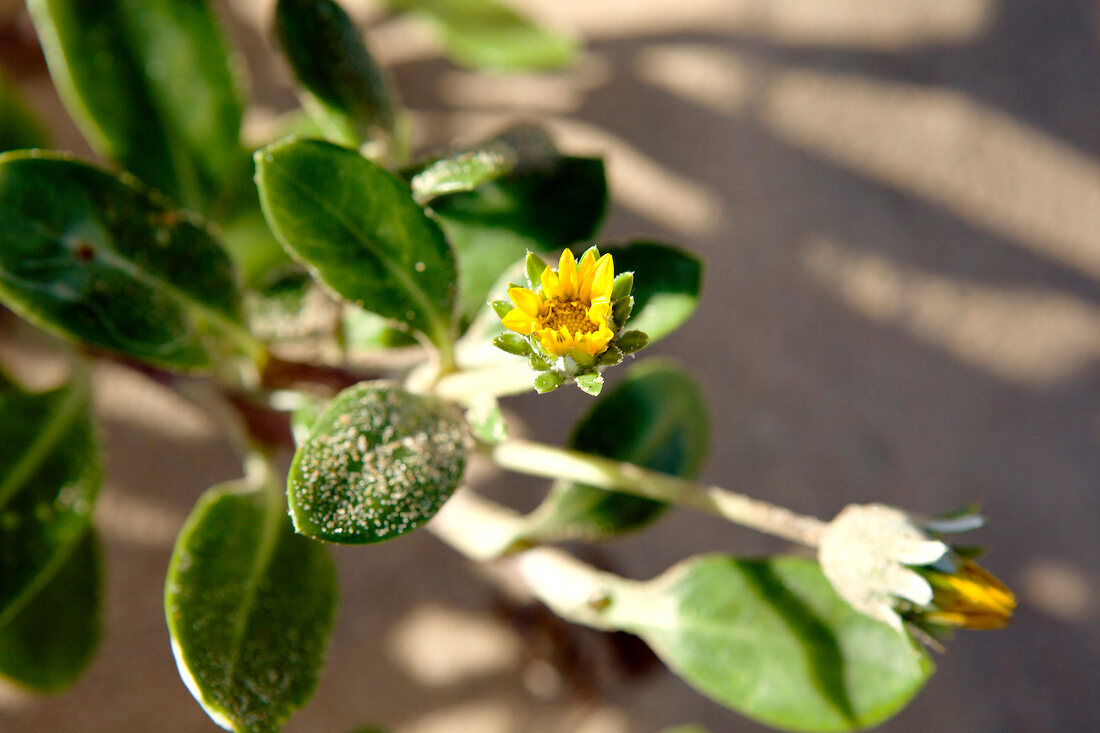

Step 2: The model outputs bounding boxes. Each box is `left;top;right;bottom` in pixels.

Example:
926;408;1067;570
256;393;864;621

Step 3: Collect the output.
488;439;827;547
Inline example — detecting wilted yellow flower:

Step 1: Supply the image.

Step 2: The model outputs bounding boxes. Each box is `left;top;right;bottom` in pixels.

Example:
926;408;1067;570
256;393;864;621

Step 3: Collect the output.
819;503;1016;634
502;249;616;358
921;559;1016;630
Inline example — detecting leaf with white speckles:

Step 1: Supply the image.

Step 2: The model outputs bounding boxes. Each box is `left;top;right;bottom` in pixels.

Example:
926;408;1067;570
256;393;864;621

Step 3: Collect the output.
288;382;468;544
166;480;337;733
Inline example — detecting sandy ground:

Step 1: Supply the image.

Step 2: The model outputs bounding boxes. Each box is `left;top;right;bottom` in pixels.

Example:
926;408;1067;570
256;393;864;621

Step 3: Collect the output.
1;0;1099;731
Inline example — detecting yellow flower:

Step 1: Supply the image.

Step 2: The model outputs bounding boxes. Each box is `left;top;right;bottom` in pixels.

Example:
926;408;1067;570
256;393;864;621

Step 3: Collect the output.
502;249;616;358
921;559;1016;630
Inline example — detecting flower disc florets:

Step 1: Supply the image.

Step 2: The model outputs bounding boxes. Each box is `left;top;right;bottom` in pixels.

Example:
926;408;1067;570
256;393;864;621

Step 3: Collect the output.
491;247;648;395
503;248;616;358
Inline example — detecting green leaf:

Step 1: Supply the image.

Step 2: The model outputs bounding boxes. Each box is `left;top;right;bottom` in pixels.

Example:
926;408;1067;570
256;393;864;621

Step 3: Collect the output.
0;72;50;152
409;124;557;202
383;0;577;71
523;359;708;541
166;481;338;733
609;556;933;732
0;367;101;693
430;156;607;322
0;152;259;370
26;0;245;214
0;530;102;693
288;382;468;544
604;241;702;342
275;0;401;152
255;138;457;351
0;368;100;624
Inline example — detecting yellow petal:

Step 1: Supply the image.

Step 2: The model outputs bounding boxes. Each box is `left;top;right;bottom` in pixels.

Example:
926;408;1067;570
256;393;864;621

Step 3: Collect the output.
587;299;611;323
508;286;542;317
557;249;578;299
590;254;615;300
502;308;536;335
577;325;614;356
540;263;561;298
576;249;598;301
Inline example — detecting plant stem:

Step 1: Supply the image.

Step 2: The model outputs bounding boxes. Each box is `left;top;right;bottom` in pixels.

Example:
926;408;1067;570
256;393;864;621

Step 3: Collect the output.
488;439;827;547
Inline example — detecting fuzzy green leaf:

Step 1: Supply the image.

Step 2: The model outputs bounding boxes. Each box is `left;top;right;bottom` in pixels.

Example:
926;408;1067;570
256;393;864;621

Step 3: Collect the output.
166;482;338;733
256;138;457;350
26;0;245;213
522;359;708;541
609;556;933;732
382;0;577;71
0;152;257;370
288;383;468;543
276;0;400;150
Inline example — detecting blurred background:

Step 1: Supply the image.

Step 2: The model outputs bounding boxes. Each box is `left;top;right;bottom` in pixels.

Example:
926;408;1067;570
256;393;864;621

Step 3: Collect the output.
1;0;1098;731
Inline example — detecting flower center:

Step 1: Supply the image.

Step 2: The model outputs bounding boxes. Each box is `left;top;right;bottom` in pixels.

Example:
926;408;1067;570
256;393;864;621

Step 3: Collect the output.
541;299;597;335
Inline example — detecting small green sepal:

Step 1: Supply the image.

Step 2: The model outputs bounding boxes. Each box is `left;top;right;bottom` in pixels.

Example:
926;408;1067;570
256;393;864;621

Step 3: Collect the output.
597;344;624;367
612;296;634;328
490;299;513;319
534;372;564;393
525;251;547;289
493;333;531;356
529;352;552;371
574;371;604;396
611;271;634;300
617;330;650;354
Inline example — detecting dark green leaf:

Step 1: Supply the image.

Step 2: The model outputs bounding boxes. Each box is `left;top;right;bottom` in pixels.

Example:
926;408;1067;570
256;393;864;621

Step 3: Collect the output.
27;0;245;213
0;530;102;693
0;368;100;627
275;0;401;151
430;156;606;321
0;152;259;370
383;0;577;71
288;383;468;543
604;241;702;342
256;138;457;350
0;72;49;152
523;359;708;541
166;482;338;733
610;556;933;732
